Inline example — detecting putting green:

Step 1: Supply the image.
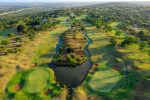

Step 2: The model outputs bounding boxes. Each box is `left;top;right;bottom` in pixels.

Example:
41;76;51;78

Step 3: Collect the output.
25;68;50;93
88;69;121;93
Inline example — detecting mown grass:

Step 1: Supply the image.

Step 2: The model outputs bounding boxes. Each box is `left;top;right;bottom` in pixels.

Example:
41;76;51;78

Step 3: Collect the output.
88;69;121;93
25;68;50;93
32;25;68;66
108;22;119;27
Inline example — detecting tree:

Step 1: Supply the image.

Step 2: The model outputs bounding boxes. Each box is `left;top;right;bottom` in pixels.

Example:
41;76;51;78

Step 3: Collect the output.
95;18;103;29
121;36;139;47
7;33;14;37
1;39;9;45
137;31;144;38
17;25;28;33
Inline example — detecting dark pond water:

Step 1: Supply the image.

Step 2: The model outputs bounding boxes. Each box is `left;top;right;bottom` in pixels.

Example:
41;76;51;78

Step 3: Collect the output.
49;30;93;88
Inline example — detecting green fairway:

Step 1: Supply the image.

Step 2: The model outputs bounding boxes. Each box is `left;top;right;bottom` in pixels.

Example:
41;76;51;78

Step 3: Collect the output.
109;22;119;27
78;22;125;99
88;69;121;93
25;68;50;93
32;25;68;65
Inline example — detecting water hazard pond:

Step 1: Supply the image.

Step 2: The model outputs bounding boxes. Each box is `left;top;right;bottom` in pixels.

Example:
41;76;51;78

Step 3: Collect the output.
49;30;93;88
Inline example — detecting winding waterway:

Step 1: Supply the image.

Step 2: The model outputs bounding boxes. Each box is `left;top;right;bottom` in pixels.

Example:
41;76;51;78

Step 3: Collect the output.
49;29;92;88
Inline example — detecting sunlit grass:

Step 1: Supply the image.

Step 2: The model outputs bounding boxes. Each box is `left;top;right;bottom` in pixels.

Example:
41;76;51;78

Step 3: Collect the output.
88;69;121;93
32;25;68;65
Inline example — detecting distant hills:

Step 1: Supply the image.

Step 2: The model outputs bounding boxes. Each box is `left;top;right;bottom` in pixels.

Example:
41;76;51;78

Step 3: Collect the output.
91;1;150;7
0;2;98;9
0;1;149;12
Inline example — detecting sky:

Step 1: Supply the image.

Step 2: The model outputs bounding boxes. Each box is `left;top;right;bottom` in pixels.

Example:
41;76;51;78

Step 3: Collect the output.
0;0;150;2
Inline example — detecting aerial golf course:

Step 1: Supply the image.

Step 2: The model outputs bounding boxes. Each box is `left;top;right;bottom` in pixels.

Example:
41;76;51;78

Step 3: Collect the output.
0;3;150;99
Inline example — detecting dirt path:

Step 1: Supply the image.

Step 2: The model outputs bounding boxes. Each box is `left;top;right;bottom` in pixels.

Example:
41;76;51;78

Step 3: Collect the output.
0;24;68;98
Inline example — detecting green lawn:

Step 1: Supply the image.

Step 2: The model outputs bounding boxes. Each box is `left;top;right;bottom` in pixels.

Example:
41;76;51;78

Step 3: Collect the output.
25;68;50;93
88;69;121;93
109;22;119;27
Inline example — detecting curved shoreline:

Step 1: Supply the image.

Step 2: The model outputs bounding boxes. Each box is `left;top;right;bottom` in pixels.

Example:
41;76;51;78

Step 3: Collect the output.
49;29;93;88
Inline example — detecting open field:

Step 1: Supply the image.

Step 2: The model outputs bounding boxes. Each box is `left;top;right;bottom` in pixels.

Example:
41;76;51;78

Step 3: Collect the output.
0;24;68;98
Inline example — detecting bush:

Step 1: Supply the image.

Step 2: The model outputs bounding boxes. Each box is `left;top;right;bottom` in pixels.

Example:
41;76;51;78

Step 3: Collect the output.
16;37;21;42
1;39;9;45
16;43;22;47
115;31;122;36
110;37;117;46
7;49;16;53
7;33;14;37
66;54;77;65
121;36;139;47
0;45;6;49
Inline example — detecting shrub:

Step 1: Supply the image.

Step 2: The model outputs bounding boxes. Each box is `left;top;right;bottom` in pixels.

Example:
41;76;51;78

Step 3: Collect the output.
110;37;117;46
1;39;9;45
7;49;16;53
7;33;14;37
16;43;22;47
121;36;139;47
66;54;77;65
16;37;21;42
0;45;6;49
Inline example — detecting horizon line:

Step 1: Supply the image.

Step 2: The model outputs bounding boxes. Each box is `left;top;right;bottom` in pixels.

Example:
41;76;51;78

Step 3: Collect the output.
0;1;149;3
